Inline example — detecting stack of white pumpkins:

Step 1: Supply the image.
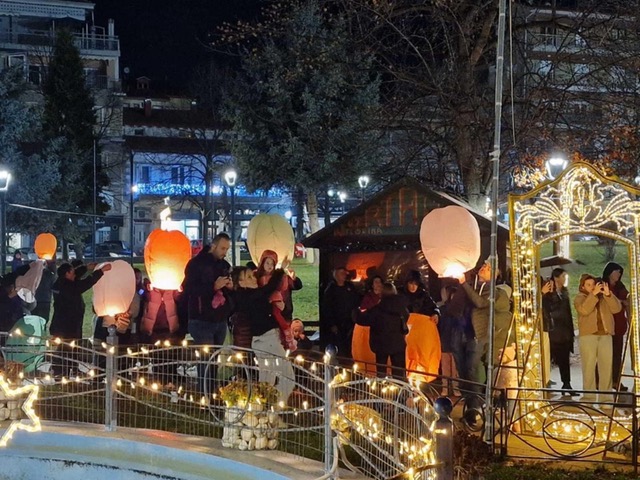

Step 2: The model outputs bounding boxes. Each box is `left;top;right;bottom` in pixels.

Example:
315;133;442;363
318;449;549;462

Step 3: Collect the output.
221;404;280;450
0;389;21;421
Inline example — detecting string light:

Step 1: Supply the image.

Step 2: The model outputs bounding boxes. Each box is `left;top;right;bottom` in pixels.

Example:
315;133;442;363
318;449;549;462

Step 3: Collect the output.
0;375;41;447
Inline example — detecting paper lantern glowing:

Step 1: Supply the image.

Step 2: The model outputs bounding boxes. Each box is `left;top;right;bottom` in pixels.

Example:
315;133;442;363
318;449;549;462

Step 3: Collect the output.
420;206;481;277
144;229;191;290
92;260;136;317
247;214;295;267
34;233;57;260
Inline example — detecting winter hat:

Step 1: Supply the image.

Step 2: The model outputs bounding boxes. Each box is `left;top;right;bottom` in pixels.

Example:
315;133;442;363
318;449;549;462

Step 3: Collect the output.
259;249;279;267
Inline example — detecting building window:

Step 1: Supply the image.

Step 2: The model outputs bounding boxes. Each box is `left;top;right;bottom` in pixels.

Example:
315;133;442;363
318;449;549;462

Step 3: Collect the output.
139;166;150;183
134;128;144;136
171;166;185;184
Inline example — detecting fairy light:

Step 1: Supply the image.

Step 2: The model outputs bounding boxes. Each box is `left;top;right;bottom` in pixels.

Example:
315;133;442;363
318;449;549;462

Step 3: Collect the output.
0;375;41;447
510;162;640;443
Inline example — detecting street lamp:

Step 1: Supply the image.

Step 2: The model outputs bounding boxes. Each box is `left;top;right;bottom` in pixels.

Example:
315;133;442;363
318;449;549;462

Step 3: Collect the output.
130;184;139;264
224;169;238;266
358;175;370;203
545;156;568;180
545;155;568;256
0;170;11;274
284;210;293;225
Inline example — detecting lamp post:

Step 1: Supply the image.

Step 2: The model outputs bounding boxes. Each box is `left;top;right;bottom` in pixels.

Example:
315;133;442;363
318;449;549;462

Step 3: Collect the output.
224;169;237;266
130;184;138;264
545;155;568;256
0;170;11;275
545;156;568;180
358;175;370;203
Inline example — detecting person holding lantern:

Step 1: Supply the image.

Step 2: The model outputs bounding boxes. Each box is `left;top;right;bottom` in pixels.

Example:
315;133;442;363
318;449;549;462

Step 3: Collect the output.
231;266;295;401
254;250;299;351
50;262;111;377
457;259;513;388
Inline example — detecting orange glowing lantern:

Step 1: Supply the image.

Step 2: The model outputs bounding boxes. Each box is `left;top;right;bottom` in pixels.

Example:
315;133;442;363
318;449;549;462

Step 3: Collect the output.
144;229;191;290
247;213;295;268
92;260;136;317
420;206;480;277
34;233;57;260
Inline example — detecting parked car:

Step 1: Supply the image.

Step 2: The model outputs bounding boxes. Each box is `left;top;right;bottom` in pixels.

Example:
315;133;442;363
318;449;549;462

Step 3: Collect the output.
56;244;77;260
84;241;131;258
16;247;38;262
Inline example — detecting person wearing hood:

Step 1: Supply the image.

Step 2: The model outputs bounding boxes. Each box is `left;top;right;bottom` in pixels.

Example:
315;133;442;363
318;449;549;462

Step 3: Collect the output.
602;262;630;391
356;282;409;380
574;273;622;401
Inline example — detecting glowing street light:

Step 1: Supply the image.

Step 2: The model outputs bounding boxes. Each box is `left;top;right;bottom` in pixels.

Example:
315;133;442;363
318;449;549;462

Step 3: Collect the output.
0;170;11;274
358;175;370;202
224;169;238;265
545;156;568;180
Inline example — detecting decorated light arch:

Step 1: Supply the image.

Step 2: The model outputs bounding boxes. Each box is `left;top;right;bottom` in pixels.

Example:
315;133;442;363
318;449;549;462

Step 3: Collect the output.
509;162;640;451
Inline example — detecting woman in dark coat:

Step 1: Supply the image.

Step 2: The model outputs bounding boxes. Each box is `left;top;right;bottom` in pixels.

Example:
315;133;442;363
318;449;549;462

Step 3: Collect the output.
602;262;629;391
357;282;409;380
541;267;576;395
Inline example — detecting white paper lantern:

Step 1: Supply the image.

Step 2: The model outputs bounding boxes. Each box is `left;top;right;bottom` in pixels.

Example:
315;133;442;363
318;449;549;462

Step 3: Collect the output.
92;260;136;317
247;213;295;267
15;260;44;304
420;206;481;277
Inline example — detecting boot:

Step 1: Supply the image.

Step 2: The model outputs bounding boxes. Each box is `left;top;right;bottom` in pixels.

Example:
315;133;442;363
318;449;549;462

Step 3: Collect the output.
562;383;578;396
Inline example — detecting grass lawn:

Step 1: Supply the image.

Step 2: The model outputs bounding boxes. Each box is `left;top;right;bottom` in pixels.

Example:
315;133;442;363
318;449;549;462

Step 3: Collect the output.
81;258;320;338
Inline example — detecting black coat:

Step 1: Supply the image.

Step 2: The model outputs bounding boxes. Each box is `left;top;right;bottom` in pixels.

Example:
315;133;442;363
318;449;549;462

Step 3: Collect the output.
50;270;104;339
321;281;360;331
232;270;286;337
182;248;232;324
357;295;409;355
542;288;574;346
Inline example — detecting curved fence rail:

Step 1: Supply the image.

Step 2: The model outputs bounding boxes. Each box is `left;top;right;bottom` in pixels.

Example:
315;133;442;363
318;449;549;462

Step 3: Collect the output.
3;329;639;477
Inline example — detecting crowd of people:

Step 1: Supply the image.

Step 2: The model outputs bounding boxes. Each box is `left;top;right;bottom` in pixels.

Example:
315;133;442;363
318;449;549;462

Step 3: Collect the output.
0;234;632;406
319;258;515;401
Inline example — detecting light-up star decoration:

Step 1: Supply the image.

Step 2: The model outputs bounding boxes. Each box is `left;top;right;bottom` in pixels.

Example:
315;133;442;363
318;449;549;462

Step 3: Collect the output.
0;375;41;447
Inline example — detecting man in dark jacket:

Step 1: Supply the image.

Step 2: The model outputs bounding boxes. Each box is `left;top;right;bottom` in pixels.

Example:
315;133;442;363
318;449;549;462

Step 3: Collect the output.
182;233;232;394
183;233;233;347
50;262;111;376
321;267;360;359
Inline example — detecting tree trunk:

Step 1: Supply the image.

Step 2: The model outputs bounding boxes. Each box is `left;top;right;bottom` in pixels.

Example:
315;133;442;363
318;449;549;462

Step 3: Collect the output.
307;191;321;266
295;188;305;241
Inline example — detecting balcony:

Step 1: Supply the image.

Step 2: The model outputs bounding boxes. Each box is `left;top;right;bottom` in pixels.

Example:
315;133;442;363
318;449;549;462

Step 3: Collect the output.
0;30;119;56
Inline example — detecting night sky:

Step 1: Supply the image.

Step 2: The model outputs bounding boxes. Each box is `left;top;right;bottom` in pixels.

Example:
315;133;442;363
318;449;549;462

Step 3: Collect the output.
94;0;262;92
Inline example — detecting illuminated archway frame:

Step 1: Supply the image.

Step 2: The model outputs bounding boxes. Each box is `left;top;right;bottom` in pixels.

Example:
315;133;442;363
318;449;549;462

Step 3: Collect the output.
508;163;640;434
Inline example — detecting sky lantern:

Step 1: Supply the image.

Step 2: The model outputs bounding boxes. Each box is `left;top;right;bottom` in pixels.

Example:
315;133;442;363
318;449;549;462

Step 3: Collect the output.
34;233;57;260
247;213;295;268
420;205;481;277
144;229;191;290
92;260;136;317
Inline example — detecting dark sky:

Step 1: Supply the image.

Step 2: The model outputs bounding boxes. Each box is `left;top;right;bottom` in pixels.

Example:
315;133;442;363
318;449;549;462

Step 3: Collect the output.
94;0;261;92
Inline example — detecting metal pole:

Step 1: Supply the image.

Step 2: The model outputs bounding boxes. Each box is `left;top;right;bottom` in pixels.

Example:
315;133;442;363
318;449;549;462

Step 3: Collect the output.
129;153;134;265
230;185;236;266
0;192;5;275
105;325;118;432
485;0;507;445
323;345;336;478
92;139;97;262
